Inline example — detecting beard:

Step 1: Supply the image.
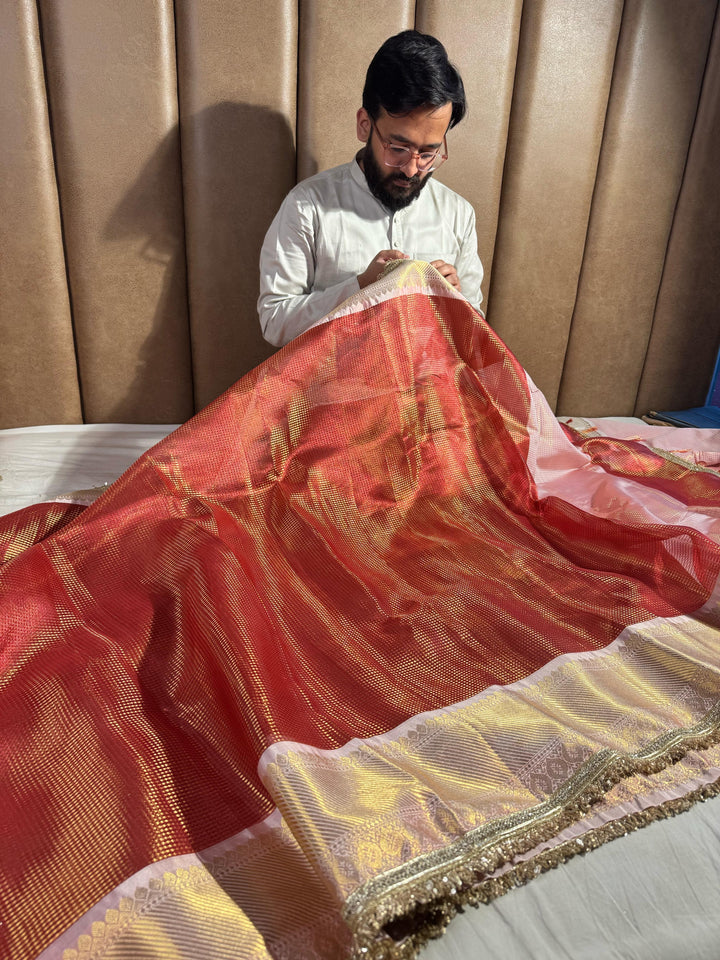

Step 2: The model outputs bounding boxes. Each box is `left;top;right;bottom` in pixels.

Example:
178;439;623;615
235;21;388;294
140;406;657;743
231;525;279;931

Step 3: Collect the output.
361;132;433;212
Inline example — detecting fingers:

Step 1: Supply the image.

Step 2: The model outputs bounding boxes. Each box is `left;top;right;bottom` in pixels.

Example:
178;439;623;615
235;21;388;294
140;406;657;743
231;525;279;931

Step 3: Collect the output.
358;249;409;288
359;253;461;291
430;260;461;291
430;259;454;276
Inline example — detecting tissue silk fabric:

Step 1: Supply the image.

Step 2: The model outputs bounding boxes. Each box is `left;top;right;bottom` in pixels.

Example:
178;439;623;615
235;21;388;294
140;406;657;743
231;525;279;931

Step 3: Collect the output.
2;262;720;960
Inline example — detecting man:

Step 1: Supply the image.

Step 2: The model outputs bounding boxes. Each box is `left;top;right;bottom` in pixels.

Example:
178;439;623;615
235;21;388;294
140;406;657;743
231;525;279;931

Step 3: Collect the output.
258;30;484;348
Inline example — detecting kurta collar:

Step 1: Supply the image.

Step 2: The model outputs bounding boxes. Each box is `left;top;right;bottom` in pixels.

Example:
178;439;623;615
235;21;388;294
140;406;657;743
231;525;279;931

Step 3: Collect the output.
351;152;372;194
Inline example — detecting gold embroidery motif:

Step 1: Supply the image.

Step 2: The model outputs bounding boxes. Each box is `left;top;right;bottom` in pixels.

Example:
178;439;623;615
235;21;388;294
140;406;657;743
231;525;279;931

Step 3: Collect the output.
344;707;720;959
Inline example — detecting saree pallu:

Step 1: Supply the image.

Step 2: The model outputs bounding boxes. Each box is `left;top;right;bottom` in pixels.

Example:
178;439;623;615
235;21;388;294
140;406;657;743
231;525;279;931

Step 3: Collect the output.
2;261;720;960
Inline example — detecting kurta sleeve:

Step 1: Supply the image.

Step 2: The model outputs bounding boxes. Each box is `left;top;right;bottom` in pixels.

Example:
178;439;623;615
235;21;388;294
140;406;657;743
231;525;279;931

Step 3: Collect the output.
455;206;484;315
258;191;360;348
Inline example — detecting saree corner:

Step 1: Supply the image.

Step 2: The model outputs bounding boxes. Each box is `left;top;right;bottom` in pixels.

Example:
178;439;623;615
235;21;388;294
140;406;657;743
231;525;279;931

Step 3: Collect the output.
343;722;720;960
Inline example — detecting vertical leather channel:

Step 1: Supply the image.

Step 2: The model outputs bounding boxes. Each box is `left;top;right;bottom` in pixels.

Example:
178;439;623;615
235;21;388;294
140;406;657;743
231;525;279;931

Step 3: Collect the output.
0;0;81;427
635;5;720;415
175;0;298;410
415;0;523;297
296;1;414;182
557;0;717;417
486;0;624;409
3;4;719;427
38;0;193;423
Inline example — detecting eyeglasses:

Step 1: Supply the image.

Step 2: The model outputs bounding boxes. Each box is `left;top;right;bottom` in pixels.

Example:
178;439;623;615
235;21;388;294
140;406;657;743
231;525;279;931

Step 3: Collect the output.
371;123;448;173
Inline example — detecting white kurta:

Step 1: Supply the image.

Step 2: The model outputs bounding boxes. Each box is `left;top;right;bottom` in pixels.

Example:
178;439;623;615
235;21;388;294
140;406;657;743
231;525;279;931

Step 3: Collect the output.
258;157;484;347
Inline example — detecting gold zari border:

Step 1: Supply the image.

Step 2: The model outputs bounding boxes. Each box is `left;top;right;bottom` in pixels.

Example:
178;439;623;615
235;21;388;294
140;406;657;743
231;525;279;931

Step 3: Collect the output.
343;702;720;959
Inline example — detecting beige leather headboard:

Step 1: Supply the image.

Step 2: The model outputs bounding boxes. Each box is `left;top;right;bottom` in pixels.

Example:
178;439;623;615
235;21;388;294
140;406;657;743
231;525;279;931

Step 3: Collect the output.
2;0;719;428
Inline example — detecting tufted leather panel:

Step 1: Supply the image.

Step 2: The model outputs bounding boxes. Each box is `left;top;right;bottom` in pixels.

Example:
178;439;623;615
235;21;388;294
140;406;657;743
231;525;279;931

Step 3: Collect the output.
486;0;624;409
636;10;720;415
38;0;194;423
557;0;717;416
416;0;523;297
0;0;81;427
176;0;298;410
2;2;720;427
296;0;414;181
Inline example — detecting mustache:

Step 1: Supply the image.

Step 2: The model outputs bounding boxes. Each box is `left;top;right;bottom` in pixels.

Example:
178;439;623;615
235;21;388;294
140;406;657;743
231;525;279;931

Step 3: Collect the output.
390;172;421;184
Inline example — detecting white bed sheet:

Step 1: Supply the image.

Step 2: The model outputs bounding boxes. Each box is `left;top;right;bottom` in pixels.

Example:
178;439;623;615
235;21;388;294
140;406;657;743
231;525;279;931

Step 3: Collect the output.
423;797;720;959
0;423;179;518
0;418;656;519
2;420;720;958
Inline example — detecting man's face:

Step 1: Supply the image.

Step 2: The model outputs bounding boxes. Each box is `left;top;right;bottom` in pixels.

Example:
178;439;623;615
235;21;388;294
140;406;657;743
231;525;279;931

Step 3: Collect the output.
357;103;452;213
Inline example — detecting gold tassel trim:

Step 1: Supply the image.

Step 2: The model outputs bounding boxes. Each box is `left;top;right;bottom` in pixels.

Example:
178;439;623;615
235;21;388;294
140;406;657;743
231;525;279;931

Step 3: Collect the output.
344;702;720;959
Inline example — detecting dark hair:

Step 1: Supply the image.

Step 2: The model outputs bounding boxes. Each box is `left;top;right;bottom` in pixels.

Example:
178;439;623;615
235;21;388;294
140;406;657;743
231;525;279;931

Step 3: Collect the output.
362;30;466;128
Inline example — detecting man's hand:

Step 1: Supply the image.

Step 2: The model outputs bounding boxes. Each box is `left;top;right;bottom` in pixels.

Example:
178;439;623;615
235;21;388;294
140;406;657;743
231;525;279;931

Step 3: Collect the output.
430;260;461;292
358;250;409;289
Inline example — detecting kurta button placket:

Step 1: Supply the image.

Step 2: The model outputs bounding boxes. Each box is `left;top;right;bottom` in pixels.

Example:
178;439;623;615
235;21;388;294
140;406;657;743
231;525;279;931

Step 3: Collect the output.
392;210;403;250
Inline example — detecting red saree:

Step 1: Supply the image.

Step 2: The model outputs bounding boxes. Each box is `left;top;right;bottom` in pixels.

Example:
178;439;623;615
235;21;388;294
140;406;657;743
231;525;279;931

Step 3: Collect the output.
2;262;720;959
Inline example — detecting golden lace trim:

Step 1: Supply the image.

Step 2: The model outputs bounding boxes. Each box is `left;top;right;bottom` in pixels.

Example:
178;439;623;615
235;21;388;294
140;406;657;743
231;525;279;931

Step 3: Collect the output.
344;701;720;959
649;446;720;475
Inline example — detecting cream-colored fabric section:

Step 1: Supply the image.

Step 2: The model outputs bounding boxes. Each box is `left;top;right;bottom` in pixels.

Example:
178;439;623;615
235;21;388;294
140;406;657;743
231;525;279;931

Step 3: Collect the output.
40;811;351;960
296;1;414;181
38;0;193;424
557;0;717;417
0;0;81;427
176;1;298;410
487;0;624;409
260;612;720;958
636;10;720;416
415;0;523;297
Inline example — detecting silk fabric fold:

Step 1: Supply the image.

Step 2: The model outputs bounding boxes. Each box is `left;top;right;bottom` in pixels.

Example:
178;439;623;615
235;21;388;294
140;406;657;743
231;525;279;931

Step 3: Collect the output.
2;262;720;959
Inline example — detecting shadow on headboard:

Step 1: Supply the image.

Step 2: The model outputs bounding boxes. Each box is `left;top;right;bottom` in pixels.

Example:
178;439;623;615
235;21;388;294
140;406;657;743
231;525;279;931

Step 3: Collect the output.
103;102;296;422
